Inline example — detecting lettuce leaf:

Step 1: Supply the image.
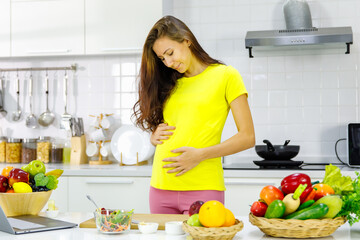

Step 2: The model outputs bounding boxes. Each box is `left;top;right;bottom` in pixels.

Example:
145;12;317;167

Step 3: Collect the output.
323;164;353;195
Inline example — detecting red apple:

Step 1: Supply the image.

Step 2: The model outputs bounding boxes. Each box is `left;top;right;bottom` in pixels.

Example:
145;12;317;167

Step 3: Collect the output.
0;176;8;192
8;168;29;186
188;200;204;216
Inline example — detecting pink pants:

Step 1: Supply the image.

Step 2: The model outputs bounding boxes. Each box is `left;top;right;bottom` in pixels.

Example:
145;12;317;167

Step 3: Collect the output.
149;186;224;214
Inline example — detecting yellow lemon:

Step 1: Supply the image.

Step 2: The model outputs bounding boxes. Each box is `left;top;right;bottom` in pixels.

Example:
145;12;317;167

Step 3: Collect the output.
13;182;33;193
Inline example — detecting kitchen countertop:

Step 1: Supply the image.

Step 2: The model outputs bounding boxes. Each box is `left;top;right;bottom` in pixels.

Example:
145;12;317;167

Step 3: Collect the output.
0;212;359;239
0;162;359;179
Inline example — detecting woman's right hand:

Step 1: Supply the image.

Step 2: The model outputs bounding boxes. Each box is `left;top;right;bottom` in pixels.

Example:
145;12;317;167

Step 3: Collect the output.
150;123;175;146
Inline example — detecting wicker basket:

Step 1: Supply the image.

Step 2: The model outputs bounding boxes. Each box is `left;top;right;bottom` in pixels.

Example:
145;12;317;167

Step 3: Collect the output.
249;213;347;238
182;219;243;240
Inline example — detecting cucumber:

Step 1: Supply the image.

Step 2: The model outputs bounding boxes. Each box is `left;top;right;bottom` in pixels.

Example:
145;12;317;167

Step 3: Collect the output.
264;200;286;219
298;200;315;210
285;203;329;220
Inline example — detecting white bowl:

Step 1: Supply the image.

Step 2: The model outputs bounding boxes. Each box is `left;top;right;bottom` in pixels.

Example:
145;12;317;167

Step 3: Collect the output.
45;209;59;218
138;222;158;234
165;221;184;235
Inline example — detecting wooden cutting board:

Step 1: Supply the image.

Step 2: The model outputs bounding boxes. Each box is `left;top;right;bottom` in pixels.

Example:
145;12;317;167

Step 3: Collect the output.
79;213;188;230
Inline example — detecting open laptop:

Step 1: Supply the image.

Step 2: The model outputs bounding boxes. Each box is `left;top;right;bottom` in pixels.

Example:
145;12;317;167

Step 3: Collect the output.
0;205;77;234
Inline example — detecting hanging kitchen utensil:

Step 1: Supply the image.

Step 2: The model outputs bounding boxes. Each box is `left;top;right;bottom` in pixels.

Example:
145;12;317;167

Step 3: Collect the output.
255;139;300;160
12;73;22;121
25;74;38;128
0;75;7;118
60;71;71;130
38;73;55;127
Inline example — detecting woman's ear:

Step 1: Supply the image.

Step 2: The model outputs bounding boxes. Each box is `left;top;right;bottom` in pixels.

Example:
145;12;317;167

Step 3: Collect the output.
185;39;191;47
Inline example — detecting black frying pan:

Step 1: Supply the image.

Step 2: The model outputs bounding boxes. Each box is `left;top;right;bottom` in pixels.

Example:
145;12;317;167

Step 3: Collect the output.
255;139;300;160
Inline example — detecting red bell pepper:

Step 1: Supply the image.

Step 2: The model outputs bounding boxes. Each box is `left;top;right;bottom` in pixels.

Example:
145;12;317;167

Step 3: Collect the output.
281;173;312;195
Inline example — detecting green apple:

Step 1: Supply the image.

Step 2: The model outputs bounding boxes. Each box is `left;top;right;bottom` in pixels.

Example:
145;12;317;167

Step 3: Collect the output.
314;195;342;218
28;160;46;178
187;214;203;227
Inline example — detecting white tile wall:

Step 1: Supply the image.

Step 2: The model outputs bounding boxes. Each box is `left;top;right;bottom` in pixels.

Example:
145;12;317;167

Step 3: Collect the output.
0;0;359;162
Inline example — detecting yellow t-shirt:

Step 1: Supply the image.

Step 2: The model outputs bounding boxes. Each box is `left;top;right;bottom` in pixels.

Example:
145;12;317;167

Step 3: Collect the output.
150;64;248;191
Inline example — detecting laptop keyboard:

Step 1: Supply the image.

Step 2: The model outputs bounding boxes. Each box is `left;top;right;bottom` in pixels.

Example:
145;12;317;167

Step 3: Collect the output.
7;218;46;230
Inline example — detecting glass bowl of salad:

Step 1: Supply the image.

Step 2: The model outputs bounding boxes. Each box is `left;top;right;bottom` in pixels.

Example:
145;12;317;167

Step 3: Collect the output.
94;208;134;234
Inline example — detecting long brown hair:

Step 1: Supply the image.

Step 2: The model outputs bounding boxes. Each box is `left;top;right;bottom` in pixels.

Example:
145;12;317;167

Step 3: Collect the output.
133;15;222;132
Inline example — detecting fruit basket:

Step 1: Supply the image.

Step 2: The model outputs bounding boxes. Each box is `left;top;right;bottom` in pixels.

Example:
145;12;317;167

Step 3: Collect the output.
182;219;243;240
0;190;52;217
249;213;346;238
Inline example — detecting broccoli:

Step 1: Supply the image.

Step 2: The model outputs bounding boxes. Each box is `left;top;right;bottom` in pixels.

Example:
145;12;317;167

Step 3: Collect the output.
46;175;58;190
34;173;49;187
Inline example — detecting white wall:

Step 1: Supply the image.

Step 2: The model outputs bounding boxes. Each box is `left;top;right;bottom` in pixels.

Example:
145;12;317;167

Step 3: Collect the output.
0;0;359;163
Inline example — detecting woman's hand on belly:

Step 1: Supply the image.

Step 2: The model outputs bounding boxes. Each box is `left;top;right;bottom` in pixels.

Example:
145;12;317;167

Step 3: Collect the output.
162;147;205;176
151;123;176;146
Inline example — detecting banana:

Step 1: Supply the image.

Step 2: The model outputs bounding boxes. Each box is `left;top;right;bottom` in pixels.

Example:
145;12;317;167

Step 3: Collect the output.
45;169;64;178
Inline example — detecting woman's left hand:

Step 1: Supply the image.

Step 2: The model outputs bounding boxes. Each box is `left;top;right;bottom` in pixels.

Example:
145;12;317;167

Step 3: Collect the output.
162;147;204;176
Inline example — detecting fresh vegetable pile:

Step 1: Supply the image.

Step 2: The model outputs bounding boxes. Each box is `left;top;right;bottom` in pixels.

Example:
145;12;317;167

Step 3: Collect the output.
250;164;360;226
94;208;133;233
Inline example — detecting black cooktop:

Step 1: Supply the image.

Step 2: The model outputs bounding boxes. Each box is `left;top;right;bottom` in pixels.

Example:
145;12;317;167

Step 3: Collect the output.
222;161;343;170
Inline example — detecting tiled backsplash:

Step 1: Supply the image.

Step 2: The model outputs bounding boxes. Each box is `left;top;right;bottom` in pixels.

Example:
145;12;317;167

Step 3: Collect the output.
1;0;359;162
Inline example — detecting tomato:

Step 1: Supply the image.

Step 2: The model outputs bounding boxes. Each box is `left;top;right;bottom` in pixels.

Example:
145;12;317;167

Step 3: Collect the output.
250;201;268;217
260;185;284;205
281;173;311;195
313;183;335;201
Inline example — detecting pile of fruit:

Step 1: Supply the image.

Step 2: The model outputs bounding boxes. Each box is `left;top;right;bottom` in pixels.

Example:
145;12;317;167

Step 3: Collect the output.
186;200;236;228
250;164;360;225
0;160;63;193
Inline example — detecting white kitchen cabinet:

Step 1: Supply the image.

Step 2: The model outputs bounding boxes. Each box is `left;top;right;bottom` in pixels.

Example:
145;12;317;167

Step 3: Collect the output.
11;0;84;57
224;177;281;216
41;176;69;212
85;0;162;55
0;0;10;57
68;176;151;213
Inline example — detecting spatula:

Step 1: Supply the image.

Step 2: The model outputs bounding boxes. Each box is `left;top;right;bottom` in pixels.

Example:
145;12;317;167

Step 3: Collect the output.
60;72;71;130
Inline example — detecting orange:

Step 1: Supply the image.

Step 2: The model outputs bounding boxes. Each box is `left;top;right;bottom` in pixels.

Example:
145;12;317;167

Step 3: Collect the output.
313;183;335;201
222;208;236;227
1;166;14;178
199;200;226;227
6;189;14;193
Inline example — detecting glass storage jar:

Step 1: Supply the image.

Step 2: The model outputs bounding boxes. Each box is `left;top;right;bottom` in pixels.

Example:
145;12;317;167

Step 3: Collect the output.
0;137;6;163
37;136;51;163
22;138;37;164
51;139;64;163
6;138;22;163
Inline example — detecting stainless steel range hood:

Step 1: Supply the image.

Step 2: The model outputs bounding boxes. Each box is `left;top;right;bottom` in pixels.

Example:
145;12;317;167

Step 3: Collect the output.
245;26;353;58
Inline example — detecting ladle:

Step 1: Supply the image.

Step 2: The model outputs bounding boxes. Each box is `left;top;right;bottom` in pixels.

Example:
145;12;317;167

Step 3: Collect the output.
0;76;7;117
25;74;38;128
12;75;22;121
38;74;55;126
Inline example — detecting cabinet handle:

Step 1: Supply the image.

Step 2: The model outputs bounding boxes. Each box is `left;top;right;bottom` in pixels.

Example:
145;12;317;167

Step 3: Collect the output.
86;179;134;184
224;180;276;186
27;49;71;54
101;48;142;53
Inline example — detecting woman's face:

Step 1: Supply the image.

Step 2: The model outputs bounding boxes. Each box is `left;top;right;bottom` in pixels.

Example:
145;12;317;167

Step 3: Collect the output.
152;36;192;74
